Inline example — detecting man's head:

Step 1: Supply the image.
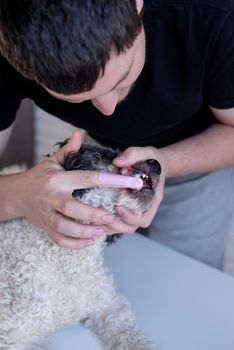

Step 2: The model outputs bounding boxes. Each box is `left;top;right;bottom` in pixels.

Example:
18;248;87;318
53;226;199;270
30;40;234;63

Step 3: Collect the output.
46;24;145;115
0;0;144;114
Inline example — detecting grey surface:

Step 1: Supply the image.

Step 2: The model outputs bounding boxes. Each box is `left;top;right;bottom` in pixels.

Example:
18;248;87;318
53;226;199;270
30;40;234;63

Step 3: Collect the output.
143;168;234;269
50;233;234;350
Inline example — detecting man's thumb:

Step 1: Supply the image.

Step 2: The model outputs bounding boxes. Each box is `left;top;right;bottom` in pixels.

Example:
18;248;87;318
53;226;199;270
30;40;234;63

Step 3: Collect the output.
51;130;83;164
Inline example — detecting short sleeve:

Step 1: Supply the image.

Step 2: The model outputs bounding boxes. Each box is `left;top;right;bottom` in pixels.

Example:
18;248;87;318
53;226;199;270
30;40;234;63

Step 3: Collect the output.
204;11;234;109
0;55;25;130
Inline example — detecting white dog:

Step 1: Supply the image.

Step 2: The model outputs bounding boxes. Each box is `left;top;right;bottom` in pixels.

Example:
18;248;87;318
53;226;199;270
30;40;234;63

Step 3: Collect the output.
0;143;161;350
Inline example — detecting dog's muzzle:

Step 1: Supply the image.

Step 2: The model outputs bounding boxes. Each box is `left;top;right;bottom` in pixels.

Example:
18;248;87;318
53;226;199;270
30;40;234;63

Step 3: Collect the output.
121;159;161;192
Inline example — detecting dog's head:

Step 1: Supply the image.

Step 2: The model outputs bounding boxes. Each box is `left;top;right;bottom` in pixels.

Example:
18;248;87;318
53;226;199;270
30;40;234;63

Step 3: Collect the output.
61;143;161;243
63;143;161;211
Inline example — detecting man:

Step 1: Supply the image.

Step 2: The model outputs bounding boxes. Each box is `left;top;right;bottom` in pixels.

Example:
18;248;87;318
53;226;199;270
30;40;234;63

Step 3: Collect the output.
0;0;233;268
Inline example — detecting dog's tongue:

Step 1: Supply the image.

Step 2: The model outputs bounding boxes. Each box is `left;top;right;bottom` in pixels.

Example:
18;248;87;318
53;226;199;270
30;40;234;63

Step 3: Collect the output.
99;173;143;190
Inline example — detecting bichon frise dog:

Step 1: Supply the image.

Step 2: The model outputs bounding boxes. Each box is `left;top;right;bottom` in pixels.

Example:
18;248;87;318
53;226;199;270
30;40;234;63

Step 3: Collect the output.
0;143;161;350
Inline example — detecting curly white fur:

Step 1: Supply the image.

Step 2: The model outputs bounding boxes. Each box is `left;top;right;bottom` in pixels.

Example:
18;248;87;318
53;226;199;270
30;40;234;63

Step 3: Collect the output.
0;164;157;350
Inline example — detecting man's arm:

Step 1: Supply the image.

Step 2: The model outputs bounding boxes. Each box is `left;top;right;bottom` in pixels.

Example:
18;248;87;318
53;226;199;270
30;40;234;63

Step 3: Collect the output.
0;130;111;245
0;124;17;221
0;123;14;158
113;107;234;228
159;107;234;178
0;129;146;249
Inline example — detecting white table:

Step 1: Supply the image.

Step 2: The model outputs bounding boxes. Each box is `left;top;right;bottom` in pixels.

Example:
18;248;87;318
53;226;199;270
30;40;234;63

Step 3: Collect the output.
50;233;234;350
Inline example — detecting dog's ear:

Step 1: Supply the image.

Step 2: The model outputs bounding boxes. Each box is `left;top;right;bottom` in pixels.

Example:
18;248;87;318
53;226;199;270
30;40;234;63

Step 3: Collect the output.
43;138;70;158
105;233;123;246
55;138;70;149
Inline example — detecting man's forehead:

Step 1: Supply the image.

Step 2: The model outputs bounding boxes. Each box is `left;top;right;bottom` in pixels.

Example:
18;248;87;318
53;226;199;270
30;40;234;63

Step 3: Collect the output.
45;48;136;102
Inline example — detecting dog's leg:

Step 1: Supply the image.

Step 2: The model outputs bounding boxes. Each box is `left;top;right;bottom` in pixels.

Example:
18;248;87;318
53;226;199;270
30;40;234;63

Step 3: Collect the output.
85;293;156;350
0;340;48;350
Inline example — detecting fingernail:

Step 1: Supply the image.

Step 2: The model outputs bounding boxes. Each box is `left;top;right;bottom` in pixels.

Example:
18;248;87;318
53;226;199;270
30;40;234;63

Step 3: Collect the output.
94;228;104;237
116;156;126;164
102;214;114;224
99;173;143;190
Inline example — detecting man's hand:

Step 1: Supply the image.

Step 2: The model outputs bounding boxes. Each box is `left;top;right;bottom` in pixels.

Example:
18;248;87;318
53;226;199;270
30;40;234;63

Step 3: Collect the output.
8;131;104;249
4;131;144;250
112;146;166;233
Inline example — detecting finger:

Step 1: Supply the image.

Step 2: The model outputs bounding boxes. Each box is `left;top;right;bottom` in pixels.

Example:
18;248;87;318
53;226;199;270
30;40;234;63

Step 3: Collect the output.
115;205;144;226
99;173;143;190
113;146;156;167
102;220;138;235
52;169;101;191
52;169;144;192
50;130;83;164
53;199;115;225
50;231;95;250
115;205;156;228
49;211;105;239
99;216;138;235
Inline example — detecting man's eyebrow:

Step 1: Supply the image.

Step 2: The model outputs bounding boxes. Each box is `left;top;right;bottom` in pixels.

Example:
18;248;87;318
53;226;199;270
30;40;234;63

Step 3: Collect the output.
110;59;134;91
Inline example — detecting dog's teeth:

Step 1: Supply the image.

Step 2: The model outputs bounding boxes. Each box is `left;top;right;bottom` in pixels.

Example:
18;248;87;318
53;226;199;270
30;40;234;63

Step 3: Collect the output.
133;171;149;181
134;173;142;178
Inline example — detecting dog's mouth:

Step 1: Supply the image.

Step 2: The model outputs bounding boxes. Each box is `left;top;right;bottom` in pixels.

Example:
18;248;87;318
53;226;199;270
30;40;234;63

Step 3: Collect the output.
121;167;152;190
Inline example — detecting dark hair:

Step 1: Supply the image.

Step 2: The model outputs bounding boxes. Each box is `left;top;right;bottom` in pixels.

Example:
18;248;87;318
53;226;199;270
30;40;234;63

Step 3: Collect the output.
0;0;142;94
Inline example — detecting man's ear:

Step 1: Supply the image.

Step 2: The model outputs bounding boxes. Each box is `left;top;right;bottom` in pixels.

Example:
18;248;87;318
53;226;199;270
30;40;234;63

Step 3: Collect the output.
135;0;144;14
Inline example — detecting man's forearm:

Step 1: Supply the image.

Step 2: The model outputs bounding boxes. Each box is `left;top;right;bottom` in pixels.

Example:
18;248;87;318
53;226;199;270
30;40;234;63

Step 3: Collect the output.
160;123;234;178
0;174;21;221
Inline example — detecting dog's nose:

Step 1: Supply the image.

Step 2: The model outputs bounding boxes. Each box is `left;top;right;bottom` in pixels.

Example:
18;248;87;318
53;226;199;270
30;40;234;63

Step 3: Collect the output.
146;159;161;175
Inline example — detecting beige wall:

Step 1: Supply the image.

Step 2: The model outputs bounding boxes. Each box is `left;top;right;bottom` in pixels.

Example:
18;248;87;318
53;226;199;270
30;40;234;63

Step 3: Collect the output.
0;99;34;167
34;107;77;163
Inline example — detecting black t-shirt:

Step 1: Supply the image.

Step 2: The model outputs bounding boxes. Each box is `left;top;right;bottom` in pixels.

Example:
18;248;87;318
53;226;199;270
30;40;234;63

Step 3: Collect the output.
0;0;234;150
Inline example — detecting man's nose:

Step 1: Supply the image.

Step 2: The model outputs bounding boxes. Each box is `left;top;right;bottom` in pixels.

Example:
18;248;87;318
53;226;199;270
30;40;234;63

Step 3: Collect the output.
91;91;119;116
